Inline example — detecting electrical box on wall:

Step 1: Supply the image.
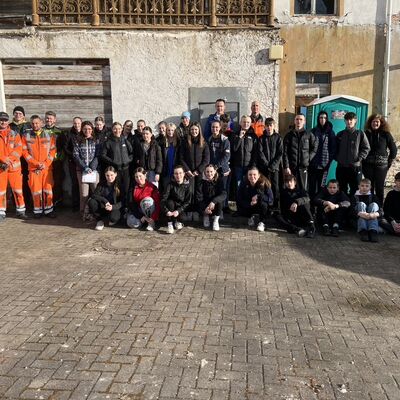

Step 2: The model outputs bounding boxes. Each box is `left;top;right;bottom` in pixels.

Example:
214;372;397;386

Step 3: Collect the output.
269;45;284;61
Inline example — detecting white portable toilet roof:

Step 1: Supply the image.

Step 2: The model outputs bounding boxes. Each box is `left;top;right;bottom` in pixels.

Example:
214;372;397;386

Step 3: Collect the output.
310;95;369;106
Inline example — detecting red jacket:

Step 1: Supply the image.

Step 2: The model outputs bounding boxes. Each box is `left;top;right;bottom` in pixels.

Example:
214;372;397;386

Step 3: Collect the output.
130;181;160;221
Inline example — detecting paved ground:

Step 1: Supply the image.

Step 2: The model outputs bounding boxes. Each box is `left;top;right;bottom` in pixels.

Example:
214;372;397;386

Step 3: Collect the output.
0;211;400;400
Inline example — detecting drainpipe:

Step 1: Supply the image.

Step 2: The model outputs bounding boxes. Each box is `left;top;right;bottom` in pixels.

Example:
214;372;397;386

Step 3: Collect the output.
0;61;6;112
382;0;392;119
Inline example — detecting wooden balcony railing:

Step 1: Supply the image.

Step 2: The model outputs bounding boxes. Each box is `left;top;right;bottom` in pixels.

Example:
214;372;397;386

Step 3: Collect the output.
32;0;274;28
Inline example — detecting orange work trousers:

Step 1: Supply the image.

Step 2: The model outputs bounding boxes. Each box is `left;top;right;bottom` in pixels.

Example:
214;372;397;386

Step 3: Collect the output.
28;168;54;215
0;169;26;216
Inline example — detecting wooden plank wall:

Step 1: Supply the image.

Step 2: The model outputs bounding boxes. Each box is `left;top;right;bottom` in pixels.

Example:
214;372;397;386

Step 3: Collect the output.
0;0;31;14
3;63;113;129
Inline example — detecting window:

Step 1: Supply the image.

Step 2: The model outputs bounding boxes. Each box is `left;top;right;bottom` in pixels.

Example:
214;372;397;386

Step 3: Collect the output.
296;72;331;85
294;0;336;15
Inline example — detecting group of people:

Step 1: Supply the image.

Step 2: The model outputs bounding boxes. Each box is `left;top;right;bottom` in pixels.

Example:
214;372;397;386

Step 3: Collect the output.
0;99;399;241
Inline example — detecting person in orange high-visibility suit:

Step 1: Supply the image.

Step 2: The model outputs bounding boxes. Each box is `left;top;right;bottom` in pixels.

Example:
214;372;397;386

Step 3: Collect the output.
0;111;27;222
22;115;57;218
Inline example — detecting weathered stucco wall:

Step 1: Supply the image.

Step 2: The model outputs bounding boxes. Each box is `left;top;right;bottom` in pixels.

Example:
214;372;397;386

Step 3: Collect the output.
0;28;280;130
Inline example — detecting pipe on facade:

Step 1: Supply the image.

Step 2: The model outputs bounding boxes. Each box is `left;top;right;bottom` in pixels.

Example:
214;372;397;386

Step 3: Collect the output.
382;0;392;119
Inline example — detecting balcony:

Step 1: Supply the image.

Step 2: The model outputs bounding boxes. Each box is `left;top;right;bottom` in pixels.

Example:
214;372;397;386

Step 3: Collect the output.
31;0;274;28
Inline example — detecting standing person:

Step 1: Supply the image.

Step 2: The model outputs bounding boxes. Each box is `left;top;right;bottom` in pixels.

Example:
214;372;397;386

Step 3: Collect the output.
88;166;122;231
352;178;382;243
127;167;160;231
204;99;231;141
230;115;257;189
73;121;100;218
176;112;191;138
380;171;400;236
158;123;180;191
101;122;133;207
157;121;167;138
135;119;146;136
236;167;273;232
196;164;227;231
309;111;336;202
94;116;111;144
257;117;283;210
283;113;318;192
0;112;27;221
208;120;230;208
134;126;162;188
179;122;210;216
9;106;31;208
22;115;57;218
363;114;397;205
43;111;63;205
162;165;191;234
250;100;265;138
123;120;134;138
335;112;370;197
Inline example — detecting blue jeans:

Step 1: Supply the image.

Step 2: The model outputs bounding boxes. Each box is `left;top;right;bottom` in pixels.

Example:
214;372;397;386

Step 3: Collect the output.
234;166;247;188
357;202;379;232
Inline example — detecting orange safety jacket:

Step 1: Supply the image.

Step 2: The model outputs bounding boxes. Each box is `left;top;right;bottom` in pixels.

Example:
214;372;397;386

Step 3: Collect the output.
22;128;57;171
0;127;22;172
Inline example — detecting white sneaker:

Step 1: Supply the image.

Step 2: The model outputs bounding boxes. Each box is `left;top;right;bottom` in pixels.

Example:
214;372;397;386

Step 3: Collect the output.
212;217;220;231
167;223;174;234
257;222;265;232
146;221;155;231
203;215;210;228
248;215;256;227
192;212;200;222
95;220;104;231
175;222;183;230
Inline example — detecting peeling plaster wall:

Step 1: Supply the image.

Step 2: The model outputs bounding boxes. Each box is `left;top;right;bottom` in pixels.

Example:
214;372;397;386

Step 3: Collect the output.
0;28;280;130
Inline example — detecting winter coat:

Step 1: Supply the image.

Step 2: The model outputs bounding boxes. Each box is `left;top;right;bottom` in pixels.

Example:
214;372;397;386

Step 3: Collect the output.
283;129;318;170
101;135;133;171
134;139;163;174
310;121;336;170
364;129;397;167
257;131;283;173
280;187;310;217
161;179;191;214
196;177;227;209
230;128;257;168
236;180;273;211
335;129;370;167
313;188;350;208
158;136;180;177
128;181;160;221
91;183;122;210
0;127;22;172
383;189;400;223
208;135;230;174
179;137;210;174
73;136;99;172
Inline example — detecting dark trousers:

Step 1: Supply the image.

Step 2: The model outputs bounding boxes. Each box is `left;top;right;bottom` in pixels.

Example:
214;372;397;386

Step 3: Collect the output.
238;201;269;223
292;167;308;192
165;199;183;223
380;219;400;236
318;206;347;227
52;159;64;204
118;168;130;207
264;169;280;209
68;159;80;208
198;201;222;217
278;203;314;233
188;175;202;210
308;167;326;201
336;165;362;197
362;163;387;206
88;198;121;223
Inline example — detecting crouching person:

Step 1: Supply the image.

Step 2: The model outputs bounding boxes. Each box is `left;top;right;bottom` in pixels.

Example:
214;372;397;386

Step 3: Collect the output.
314;179;350;236
127;167;160;231
88;166;122;231
161;165;191;234
352;178;382;242
278;174;315;238
196;164;227;231
237;167;273;232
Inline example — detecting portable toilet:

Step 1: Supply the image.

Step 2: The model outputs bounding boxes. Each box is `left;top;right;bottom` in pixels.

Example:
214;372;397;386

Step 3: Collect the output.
306;95;369;181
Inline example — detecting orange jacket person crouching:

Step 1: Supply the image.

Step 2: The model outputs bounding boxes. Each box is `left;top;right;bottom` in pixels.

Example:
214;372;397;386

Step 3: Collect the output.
0;111;27;222
22;115;57;218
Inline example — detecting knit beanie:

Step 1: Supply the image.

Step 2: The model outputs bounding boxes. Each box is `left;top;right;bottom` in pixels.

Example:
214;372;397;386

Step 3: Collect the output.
13;106;25;116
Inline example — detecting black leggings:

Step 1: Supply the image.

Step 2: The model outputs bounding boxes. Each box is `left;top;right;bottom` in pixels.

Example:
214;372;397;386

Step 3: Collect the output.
362;163;387;206
278;203;314;233
198;201;222;217
238;201;269;223
318;206;347;227
164;199;183;223
88;198;121;223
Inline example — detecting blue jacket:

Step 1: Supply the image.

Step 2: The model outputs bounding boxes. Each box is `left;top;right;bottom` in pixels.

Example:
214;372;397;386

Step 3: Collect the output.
208;134;230;174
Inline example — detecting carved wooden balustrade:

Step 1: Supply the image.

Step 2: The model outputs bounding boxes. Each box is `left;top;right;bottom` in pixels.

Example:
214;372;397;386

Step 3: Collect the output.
31;0;274;27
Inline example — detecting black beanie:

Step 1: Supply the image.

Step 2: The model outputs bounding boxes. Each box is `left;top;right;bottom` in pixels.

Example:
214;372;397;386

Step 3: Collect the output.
13;106;25;116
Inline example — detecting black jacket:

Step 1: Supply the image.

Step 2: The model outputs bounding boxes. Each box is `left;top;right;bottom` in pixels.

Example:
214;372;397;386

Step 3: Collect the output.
280;187;310;217
237;180;274;211
313;188;350;208
283;129;318;170
196;177;227;208
61;127;79;161
364;129;397;167
230;128;257;168
101;135;133;171
91;183;122;210
179;137;210;174
335;129;370;167
257;131;283;173
383;189;400;223
310;121;336;170
134;139;163;174
161;180;191;214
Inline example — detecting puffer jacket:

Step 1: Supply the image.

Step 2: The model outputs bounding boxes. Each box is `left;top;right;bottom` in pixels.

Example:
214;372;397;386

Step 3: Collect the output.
134;139;163;174
230;128;257;168
283;129;318;170
364;129;397;167
161;179;191;214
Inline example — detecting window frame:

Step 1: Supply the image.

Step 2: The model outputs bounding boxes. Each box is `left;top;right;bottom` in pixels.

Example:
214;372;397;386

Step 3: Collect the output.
294;0;338;16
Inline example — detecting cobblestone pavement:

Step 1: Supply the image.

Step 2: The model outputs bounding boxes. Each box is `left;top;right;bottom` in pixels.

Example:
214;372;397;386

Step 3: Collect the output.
0;212;400;400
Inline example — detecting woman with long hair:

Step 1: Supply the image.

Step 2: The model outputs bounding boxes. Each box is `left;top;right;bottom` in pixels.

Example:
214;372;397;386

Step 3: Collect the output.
363;114;397;204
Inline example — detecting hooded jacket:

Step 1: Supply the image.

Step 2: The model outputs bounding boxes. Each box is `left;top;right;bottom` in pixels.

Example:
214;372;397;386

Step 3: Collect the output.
134;139;163;174
196;176;227;207
310;118;336;170
257;130;283;173
101;135;133;171
230;128;257;168
179;136;210;174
